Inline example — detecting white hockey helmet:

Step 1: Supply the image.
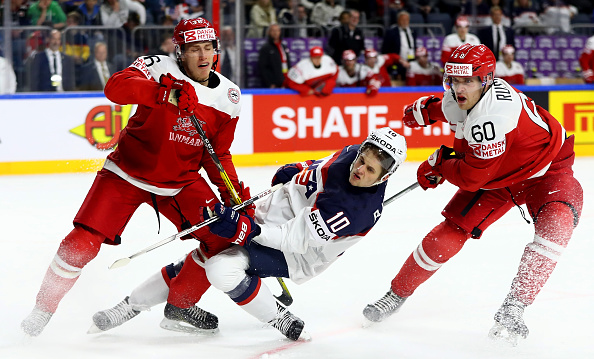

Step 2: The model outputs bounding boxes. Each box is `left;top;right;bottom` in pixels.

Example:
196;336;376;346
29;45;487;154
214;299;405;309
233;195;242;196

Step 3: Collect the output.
354;127;407;185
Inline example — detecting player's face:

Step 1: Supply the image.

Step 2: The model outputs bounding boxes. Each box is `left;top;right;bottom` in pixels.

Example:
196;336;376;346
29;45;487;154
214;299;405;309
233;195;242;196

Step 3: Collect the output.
181;41;215;83
451;76;483;110
311;56;322;67
365;57;377;68
349;151;383;187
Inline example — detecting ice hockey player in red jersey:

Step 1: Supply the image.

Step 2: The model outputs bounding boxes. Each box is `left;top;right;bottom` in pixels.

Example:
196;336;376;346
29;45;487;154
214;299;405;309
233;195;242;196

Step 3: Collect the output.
405;46;443;86
363;48;408;87
89;128;407;341
495;45;525;85
579;35;594;84
21;17;249;337
336;50;382;96
363;44;583;345
284;46;338;96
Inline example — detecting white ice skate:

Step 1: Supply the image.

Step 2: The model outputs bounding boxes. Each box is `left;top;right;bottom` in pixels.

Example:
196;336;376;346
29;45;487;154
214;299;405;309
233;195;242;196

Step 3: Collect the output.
21;307;53;337
88;296;140;334
488;296;529;346
363;288;407;327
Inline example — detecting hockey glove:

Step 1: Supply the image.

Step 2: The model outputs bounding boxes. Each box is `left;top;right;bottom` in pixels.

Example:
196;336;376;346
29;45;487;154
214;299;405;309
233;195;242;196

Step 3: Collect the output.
271;160;315;186
417;145;456;190
205;203;261;246
582;69;594;83
403;95;443;128
223;182;255;217
366;78;381;97
157;73;198;114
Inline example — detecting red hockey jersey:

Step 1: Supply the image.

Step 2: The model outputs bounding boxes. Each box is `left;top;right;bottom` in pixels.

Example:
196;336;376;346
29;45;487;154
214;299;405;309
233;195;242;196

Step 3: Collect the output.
103;55;242;199
408;78;566;192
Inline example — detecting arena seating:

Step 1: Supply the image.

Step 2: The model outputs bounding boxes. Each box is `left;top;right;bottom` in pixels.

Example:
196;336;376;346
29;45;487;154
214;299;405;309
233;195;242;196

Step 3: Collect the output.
244;35;588;88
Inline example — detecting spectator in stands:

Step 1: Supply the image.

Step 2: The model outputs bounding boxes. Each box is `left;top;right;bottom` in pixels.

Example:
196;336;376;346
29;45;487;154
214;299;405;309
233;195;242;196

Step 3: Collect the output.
437;0;463;22
219;26;238;84
2;0;31;26
258;23;291;88
247;0;277;38
78;41;114;90
462;0;490;18
405;46;442;86
495;45;525;85
337;49;382;96
100;0;129;28
579;35;594;84
63;11;90;67
364;48;409;87
478;6;515;61
151;32;175;60
27;0;67;30
126;0;147;25
440;16;480;65
29;29;76;91
310;0;344;31
381;10;416;81
327;9;365;65
539;0;577;34
60;0;85;14
284;46;338;96
278;0;299;37
0;55;17;94
409;0;439;21
77;0;102;25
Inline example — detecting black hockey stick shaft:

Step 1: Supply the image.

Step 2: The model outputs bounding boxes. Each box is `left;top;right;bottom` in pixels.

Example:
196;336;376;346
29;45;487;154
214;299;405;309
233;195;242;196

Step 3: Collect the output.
383;182;420;206
108;184;282;269
187;114;294;306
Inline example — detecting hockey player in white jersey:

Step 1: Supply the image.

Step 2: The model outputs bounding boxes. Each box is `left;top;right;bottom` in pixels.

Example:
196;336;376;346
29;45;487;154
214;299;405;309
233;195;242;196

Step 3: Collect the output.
89;128;407;341
203;127;406;340
495;45;525;85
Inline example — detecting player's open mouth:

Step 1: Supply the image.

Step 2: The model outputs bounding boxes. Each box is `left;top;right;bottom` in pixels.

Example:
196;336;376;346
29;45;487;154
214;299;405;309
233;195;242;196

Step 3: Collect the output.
198;63;209;68
457;95;467;104
352;173;361;180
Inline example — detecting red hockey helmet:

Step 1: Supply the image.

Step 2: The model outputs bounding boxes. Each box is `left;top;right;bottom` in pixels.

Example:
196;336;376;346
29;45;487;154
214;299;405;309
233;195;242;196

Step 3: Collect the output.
173;17;220;55
342;49;357;61
443;43;496;90
310;46;324;58
364;48;378;58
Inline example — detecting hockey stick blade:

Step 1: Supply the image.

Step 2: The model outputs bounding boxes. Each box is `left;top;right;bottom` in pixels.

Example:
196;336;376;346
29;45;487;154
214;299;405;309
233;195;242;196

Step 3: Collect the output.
274;278;294;306
108;184;283;269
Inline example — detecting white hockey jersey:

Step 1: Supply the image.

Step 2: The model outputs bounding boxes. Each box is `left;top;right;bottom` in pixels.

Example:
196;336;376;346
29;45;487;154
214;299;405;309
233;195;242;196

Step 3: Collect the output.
495;60;525;85
253;145;386;284
337;63;374;87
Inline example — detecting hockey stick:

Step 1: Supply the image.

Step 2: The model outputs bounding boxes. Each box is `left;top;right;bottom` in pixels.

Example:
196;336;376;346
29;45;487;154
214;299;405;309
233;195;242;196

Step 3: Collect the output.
185;114;295;306
169;93;294;305
383;182;420;206
108;184;282;269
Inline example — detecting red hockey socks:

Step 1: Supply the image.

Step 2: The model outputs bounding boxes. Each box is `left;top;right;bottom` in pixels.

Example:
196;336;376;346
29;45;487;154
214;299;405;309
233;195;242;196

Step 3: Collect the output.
392;220;469;297
167;250;211;308
35;226;103;313
508;202;575;305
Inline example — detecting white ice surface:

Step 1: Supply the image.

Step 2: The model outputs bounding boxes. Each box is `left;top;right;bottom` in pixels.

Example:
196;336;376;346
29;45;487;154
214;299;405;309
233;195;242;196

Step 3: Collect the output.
1;159;593;359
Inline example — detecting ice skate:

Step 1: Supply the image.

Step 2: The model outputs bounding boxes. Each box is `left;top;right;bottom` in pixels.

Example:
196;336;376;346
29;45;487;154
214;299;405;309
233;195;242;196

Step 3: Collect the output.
363;288;407;325
488;296;529;346
88;296;140;334
21;307;53;337
160;303;219;334
269;303;310;341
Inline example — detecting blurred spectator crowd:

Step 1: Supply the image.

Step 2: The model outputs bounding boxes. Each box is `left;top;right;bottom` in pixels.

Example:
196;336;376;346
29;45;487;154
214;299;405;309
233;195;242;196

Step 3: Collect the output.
1;0;594;94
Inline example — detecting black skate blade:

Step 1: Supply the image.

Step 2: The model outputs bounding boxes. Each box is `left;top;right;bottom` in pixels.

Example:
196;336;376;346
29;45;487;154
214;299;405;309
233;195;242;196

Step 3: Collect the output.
159;318;219;335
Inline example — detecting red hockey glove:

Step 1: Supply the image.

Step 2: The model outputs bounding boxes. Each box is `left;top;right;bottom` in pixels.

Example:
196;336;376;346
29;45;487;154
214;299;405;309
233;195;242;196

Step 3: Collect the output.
157;73;198;114
271;160;315;186
582;69;594;83
205;203;261;246
366;78;381;97
417;145;456;190
403;95;442;127
223;182;255;217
